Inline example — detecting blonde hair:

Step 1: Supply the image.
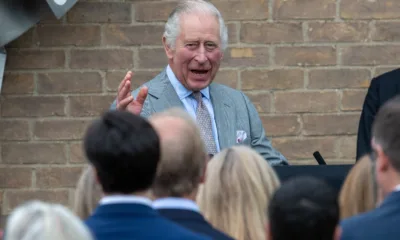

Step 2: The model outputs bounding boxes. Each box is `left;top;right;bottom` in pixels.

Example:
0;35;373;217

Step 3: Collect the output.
339;154;378;219
73;165;102;220
197;146;281;240
149;107;207;197
5;200;93;240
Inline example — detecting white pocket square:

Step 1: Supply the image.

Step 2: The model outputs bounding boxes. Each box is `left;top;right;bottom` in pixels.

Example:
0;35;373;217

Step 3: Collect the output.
236;130;247;144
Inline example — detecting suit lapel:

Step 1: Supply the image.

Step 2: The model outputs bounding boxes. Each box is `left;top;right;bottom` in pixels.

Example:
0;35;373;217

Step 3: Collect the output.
148;70;184;112
210;84;235;149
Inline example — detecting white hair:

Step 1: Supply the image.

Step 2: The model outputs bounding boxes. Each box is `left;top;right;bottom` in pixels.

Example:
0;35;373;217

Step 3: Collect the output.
163;0;228;51
5;201;93;240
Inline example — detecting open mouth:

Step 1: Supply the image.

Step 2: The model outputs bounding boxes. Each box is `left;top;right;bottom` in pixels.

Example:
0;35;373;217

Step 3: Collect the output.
191;69;209;75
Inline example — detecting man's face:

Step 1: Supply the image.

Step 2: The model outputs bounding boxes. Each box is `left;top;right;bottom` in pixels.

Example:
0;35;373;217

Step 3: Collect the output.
163;13;223;91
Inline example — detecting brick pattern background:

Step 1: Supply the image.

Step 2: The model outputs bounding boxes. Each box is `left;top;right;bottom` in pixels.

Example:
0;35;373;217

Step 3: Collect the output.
1;0;399;223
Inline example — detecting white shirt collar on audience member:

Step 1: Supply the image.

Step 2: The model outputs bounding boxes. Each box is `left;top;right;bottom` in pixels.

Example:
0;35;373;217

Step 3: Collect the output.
166;64;210;100
153;197;200;212
99;195;152;207
394;184;400;192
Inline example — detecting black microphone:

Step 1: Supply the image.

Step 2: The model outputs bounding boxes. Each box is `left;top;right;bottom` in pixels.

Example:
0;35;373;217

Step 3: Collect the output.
313;151;327;165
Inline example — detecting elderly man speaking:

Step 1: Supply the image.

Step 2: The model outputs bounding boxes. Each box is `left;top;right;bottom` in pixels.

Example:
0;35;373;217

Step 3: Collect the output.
111;0;288;166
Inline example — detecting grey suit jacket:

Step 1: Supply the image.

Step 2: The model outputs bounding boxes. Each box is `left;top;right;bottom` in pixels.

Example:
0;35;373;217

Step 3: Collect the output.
111;69;288;166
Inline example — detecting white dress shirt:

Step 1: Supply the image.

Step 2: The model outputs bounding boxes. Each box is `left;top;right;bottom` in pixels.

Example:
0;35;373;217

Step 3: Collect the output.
99;195;153;207
153;197;200;212
166;65;221;152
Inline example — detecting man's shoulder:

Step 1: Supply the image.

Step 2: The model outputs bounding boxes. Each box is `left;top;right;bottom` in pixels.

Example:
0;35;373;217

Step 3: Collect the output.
373;68;400;86
341;209;381;236
156;216;211;239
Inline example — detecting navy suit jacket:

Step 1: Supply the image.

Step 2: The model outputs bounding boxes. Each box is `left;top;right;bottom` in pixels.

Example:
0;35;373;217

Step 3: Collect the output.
356;68;400;160
341;191;400;240
85;203;210;240
157;209;235;240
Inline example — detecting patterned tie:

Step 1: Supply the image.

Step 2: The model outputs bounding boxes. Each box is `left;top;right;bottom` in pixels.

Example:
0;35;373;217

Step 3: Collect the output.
193;91;218;155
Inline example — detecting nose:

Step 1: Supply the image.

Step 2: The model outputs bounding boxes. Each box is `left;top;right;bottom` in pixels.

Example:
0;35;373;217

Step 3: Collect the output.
194;45;208;64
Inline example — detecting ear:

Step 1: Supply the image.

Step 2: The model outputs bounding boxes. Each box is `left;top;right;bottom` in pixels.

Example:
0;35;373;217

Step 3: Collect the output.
199;156;208;184
333;225;342;240
162;36;174;60
372;140;390;173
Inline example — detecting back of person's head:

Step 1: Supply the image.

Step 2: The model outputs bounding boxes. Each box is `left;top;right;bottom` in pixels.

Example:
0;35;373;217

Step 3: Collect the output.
268;176;340;240
197;146;280;240
339;154;378;219
372;95;400;178
5;200;93;240
84;110;160;194
73;165;103;219
149;107;207;198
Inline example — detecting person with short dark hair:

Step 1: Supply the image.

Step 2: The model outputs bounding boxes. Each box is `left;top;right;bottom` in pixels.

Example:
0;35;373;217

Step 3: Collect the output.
341;95;400;240
83;110;209;240
267;176;341;240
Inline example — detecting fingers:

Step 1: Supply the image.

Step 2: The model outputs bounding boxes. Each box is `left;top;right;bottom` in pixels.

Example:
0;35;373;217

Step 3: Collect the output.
135;86;148;105
116;96;134;110
118;71;132;94
117;79;131;104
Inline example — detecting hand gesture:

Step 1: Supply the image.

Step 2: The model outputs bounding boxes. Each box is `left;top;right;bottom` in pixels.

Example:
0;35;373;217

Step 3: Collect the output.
116;71;148;115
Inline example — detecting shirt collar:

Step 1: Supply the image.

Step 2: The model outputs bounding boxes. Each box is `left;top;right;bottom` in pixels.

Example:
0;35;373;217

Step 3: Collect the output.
394;184;400;192
166;65;210;100
153;197;200;212
99;195;153;207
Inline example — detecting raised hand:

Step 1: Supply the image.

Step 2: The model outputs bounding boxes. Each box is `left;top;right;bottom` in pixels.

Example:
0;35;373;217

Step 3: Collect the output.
116;71;148;115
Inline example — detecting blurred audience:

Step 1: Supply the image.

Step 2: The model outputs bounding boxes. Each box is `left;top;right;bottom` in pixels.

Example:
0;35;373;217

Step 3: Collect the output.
341;95;400;240
83;110;209;240
197;146;280;240
149;108;234;239
268;176;341;240
4;200;93;240
73;165;102;220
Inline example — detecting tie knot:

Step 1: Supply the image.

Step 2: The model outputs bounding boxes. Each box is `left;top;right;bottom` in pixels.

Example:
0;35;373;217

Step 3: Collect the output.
193;91;202;102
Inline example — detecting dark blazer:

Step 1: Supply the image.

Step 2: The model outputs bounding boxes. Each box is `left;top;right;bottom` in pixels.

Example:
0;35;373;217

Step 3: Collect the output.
85;203;210;240
157;209;235;240
341;191;400;240
356;68;400;160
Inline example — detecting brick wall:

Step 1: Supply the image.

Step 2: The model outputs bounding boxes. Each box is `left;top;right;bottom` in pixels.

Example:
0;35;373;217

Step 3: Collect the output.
1;0;399;222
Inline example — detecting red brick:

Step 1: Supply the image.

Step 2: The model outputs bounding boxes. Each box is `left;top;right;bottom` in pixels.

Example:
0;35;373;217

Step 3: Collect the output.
338;136;357;159
70;49;133;69
0;168;31;188
36;167;83;188
135;2;176;22
1;97;65;117
227;23;238;44
33;120;91;140
104;25;163;46
106;70;160;92
6;28;34;48
372;21;400;41
275;91;339;113
341;90;367;111
308;22;369;42
273;137;336;160
222;47;269;67
214;70;238;89
275;0;336;19
308;69;371;89
37;72;103;94
37;26;101;47
246;92;272;113
341;46;400;66
241;69;304;90
241;22;303;43
5;50;65;70
275;46;336;66
69;95;116;117
261;115;301;137
341;0;400;19
70;143;86;164
138;48;168;69
211;0;269;20
4;190;70;213
0;121;30;141
68;2;131;23
1;73;34;95
1;143;67;164
302;114;359;136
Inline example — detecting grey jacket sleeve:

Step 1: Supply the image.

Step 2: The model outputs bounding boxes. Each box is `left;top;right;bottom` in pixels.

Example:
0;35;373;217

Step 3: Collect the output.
242;93;289;166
